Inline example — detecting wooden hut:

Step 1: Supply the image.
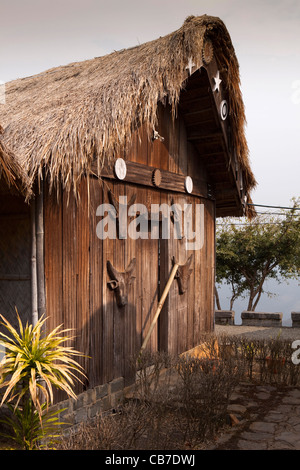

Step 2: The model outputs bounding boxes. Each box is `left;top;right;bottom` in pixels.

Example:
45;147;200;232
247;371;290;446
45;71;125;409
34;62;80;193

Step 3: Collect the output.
0;15;255;394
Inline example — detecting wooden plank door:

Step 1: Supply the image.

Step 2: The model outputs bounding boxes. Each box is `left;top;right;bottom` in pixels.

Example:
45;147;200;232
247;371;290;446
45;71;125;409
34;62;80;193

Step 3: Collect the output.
136;234;160;354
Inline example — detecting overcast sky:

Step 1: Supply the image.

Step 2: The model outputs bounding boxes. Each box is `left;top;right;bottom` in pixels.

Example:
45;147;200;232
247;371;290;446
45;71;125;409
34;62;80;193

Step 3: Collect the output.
1;0;300;207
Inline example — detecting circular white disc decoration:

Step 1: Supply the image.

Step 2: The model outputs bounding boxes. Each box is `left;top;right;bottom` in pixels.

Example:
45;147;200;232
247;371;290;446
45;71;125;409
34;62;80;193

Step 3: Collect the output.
220;100;228;121
114;158;127;180
184;176;193;194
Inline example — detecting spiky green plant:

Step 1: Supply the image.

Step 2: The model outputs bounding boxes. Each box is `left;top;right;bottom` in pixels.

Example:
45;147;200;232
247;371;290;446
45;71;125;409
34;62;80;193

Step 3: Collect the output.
0;401;64;450
0;312;87;449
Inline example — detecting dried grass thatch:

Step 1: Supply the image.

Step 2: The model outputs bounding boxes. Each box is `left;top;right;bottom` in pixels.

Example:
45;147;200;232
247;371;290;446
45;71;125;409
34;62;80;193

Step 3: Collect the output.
0;15;256;199
0;125;30;197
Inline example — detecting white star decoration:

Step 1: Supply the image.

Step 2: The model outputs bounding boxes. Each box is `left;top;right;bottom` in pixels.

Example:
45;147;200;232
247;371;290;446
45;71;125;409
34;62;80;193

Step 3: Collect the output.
213;70;222;92
186;57;196;76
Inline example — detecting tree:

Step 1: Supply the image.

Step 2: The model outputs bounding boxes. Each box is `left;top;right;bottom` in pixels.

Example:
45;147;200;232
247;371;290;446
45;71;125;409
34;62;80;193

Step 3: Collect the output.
216;198;300;311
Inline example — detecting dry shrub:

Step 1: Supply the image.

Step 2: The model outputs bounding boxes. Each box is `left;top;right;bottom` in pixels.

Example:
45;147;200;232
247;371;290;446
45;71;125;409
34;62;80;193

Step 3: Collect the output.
57;333;300;450
172;350;243;444
216;334;300;385
57;343;243;450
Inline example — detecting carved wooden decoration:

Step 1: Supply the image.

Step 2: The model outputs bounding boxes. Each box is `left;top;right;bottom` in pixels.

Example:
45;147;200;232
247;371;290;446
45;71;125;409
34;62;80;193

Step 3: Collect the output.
202;39;214;64
152;168;162;187
184;176;193;194
172;255;193;295
107;258;136;308
114;157;127;180
152;129;165;142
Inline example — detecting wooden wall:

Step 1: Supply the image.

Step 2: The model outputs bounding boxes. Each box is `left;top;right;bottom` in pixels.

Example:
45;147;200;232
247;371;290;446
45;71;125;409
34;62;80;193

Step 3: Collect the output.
44;181;215;393
44;103;216;396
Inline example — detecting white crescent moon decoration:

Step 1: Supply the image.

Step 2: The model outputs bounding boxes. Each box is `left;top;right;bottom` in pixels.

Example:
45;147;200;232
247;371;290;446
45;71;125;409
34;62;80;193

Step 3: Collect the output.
184;176;193;194
114;158;127;180
220;100;228;120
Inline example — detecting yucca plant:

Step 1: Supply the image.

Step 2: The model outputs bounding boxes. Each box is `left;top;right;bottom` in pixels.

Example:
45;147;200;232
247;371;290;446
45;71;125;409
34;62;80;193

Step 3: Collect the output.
0;401;63;450
0;312;87;449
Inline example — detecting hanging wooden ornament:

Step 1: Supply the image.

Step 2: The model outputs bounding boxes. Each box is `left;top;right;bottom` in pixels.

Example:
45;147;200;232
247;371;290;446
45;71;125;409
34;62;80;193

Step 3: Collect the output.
184;176;193;194
152;168;162;187
114;158;127;180
220;100;228;120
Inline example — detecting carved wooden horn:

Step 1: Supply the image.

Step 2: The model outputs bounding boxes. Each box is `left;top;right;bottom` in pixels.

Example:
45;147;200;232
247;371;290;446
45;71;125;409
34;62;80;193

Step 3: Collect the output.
173;254;194;295
108;189;137;217
107;260;120;282
107;258;136;308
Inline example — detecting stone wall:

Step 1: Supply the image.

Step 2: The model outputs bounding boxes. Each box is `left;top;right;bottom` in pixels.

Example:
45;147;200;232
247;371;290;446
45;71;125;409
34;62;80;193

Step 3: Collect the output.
51;377;131;432
292;312;300;328
215;310;235;325
215;310;300;328
241;311;283;327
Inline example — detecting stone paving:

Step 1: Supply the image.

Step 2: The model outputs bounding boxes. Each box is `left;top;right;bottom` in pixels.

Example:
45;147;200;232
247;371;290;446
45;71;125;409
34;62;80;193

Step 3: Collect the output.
206;382;300;450
203;325;300;450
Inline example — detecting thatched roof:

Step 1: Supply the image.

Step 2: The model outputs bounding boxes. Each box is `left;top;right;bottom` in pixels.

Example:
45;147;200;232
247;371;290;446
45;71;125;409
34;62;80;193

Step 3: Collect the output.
0;125;30;197
0;14;256;199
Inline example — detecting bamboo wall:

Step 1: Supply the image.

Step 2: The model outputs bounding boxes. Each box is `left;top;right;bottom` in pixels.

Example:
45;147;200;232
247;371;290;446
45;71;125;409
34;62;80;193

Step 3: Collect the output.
0;195;31;332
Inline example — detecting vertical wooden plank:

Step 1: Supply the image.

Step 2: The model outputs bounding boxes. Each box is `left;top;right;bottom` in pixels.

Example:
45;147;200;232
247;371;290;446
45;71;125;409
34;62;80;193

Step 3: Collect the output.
185;195;195;352
75;180;90;388
168;112;180;174
88;178;103;387
134;188;143;352
167;192;179;355
124;183;137;384
138;187;153;352
43;188;65;402
101;180;115;384
44;188;63;334
113;181;126;379
176;193;190;354
206;199;216;331
193;196;202;347
148;188;160;353
158;191;169;353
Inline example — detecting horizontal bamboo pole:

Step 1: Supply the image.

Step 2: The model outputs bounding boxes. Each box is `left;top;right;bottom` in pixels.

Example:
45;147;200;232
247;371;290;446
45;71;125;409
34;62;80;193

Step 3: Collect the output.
140;262;179;353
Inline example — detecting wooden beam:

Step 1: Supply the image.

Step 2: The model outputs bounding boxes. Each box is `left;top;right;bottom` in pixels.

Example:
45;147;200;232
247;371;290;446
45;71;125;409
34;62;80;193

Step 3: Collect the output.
91;160;210;199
